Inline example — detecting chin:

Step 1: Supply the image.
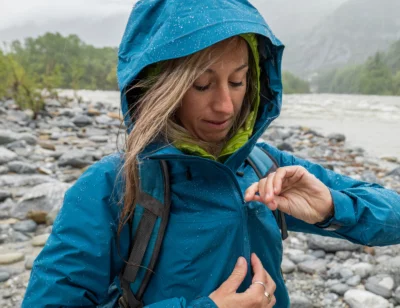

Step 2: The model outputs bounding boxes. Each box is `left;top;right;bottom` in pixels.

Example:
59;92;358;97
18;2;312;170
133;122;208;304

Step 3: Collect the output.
203;134;227;143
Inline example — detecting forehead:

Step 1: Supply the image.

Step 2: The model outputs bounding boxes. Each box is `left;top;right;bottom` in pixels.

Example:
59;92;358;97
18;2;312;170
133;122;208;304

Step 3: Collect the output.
207;38;249;69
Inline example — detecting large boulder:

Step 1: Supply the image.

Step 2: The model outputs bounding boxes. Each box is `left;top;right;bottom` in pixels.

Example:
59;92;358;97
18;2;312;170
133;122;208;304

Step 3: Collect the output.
344;289;389;308
10;182;71;220
0;147;17;164
307;234;361;252
58;150;94;168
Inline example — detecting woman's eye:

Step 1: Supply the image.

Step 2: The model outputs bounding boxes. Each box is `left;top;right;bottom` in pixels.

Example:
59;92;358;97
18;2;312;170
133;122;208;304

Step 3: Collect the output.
230;81;244;87
193;84;210;91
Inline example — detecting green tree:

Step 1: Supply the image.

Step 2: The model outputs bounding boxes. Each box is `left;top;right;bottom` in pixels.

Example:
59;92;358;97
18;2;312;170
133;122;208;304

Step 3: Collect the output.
393;71;400;96
358;53;393;95
282;71;310;94
2;54;44;117
384;40;400;74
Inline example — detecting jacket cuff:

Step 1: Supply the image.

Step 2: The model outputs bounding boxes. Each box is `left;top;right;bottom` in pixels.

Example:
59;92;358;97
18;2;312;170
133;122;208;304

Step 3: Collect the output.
191;296;218;308
315;189;356;231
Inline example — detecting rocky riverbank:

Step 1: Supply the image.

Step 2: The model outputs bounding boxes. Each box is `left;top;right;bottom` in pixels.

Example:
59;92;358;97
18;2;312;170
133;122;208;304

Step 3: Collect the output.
0;96;399;307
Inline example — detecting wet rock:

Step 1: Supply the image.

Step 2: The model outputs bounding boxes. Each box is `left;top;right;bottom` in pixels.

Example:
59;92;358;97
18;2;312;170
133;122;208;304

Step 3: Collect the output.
0;253;24;265
32;234;50;247
308;234;361;252
344;289;389;308
72;115;92;127
87;108;101;116
330;283;350;295
0;174;56;188
328;133;346;142
11;230;31;242
277;142;294;152
0;148;17;164
38;141;56;151
0;190;11;202
0;271;10;282
11;182;71;220
7;161;37;174
89;135;109;143
351;263;374;279
346;275;361;287
0;130;19;145
12;220;37;233
281;258;296;274
6;140;27;150
24;256;36;270
26;211;48;224
58;150;94;168
394;286;400;303
336;251;352;260
340;268;354;279
298;259;327;274
311;250;326;258
95;114;114;125
0;165;9;174
374;256;400;286
290;294;312;308
18;133;37;146
365;274;395;298
386;167;400;178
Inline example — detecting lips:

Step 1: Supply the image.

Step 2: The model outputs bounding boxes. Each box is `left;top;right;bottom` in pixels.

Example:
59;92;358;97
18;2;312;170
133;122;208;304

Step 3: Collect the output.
205;120;228;125
203;118;231;130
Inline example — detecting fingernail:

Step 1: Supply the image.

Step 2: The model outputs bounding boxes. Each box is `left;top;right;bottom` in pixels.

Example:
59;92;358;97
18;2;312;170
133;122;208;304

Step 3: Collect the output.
236;257;244;266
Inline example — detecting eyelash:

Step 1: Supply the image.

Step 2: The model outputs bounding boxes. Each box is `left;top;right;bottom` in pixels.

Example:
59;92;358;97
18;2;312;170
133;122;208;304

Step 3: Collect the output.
194;81;244;92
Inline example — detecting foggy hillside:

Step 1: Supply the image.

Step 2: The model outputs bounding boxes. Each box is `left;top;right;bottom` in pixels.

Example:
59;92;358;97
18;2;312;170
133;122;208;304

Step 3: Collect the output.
1;0;399;75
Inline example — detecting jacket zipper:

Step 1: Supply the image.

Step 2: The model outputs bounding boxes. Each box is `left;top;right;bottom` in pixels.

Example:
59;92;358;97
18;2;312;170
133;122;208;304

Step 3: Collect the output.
145;155;251;266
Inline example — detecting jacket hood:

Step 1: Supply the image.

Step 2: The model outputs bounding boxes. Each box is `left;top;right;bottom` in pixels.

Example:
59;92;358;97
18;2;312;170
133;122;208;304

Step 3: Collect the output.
117;0;284;170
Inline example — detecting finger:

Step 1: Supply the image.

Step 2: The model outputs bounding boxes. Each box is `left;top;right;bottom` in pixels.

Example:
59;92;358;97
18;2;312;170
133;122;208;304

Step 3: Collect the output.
245;253;267;297
265;172;276;210
264;269;276;294
275;166;307;194
219;257;248;294
244;182;259;202
267;295;277;308
251;253;266;284
258;178;268;204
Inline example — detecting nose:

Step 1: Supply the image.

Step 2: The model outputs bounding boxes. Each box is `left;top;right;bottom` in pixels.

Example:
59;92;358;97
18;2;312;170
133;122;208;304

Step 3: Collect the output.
211;85;234;114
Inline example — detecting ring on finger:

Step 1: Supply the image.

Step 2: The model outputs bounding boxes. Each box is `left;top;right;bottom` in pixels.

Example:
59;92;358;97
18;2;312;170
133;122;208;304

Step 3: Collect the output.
253;281;266;290
264;291;272;304
253;282;272;304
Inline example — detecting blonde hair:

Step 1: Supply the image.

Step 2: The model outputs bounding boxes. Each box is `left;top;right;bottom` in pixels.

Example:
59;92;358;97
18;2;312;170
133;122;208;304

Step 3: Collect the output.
118;36;258;234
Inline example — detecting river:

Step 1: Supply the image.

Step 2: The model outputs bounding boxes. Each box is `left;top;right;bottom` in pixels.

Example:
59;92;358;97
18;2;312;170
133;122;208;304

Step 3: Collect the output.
59;90;400;161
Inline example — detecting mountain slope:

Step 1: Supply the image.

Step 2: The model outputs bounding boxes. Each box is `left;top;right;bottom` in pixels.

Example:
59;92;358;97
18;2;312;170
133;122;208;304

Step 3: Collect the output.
285;0;400;75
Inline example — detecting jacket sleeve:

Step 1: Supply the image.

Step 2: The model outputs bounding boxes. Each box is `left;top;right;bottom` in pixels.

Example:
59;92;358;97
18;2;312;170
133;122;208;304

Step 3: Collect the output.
22;155;217;308
145;297;217;308
258;142;400;247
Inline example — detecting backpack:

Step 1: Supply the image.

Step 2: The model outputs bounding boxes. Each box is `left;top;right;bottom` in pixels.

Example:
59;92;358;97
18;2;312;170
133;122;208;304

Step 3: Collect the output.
118;145;288;308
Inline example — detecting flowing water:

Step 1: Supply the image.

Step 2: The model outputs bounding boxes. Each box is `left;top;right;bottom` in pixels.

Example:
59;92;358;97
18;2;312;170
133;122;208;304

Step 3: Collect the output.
276;94;400;161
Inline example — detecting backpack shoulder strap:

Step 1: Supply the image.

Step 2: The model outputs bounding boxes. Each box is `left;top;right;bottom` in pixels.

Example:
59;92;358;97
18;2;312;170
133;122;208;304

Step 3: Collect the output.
119;159;171;308
247;145;288;240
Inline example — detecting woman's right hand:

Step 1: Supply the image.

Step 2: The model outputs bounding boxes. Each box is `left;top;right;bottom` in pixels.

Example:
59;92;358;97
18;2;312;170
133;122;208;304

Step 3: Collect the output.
209;253;276;308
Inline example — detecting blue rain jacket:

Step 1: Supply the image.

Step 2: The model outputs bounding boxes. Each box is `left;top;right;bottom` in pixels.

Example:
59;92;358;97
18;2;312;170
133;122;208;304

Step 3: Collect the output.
23;0;400;307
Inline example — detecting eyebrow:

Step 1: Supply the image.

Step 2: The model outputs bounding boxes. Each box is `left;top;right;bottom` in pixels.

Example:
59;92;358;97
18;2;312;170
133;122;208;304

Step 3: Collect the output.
205;63;248;74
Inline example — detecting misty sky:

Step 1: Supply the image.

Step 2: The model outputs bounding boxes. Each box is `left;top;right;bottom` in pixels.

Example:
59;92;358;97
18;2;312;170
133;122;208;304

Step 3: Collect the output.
0;0;135;30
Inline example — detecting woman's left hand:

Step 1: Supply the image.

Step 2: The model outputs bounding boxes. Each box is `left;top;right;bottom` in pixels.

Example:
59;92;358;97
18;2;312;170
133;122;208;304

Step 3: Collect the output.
244;165;334;224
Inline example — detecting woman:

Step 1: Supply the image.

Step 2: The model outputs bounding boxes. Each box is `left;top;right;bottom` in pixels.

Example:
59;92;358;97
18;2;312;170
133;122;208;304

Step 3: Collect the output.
22;0;400;307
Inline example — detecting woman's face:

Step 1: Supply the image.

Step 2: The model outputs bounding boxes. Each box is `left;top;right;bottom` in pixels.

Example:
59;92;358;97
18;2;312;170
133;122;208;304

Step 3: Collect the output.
177;38;249;143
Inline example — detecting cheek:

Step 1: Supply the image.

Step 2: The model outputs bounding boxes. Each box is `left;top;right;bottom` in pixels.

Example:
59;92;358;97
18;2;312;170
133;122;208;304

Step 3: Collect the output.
233;89;247;113
179;92;202;125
